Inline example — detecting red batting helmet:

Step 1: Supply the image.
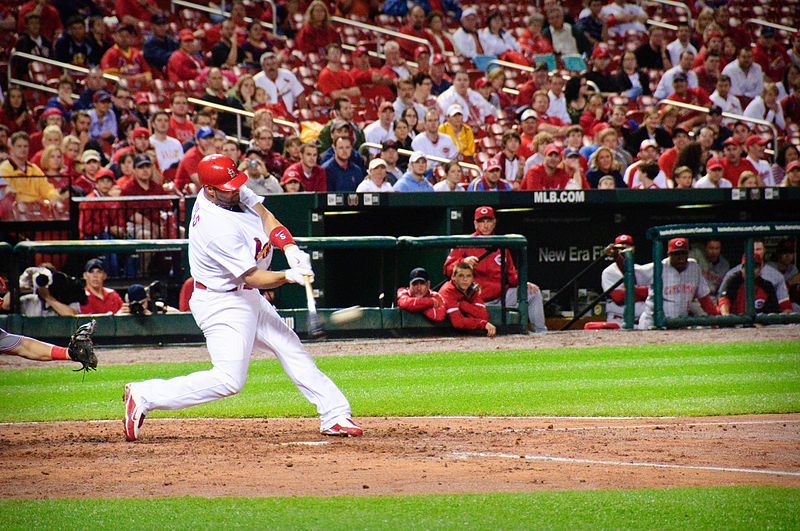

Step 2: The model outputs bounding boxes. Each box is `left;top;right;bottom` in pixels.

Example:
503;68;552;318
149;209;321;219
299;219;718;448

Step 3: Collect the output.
197;154;248;191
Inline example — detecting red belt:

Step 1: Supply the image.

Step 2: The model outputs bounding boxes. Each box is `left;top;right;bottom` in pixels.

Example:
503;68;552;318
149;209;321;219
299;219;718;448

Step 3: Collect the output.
195;281;253;292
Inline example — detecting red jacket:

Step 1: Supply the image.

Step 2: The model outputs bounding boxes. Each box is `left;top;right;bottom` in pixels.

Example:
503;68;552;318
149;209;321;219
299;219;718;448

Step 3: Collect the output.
439;279;489;331
443;233;518;301
396;287;445;321
519;163;586;190
282;162;327;192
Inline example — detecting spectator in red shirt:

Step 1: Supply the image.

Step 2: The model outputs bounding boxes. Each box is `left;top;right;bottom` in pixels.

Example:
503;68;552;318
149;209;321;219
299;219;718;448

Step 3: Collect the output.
318;43;361;99
398;5;439;58
167;30;206;82
692;52;721;96
282;141;327;192
720;137;756;186
531;90;570;139
439;261;496;337
295;0;340;55
348;45;396;102
118;0;162;26
174;126;217;194
16;0;62;41
396;267;446;322
166;92;195;144
658;127;690;178
515;109;538;160
79;167;125;239
80;258;124;315
752;27;790;83
666;73;711;130
518;13;552;63
100;25;152;84
520;143;585;190
120;154;171;238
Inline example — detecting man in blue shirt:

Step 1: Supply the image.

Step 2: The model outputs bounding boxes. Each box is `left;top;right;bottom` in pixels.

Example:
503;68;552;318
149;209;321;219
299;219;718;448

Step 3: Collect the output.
323;136;366;191
143;14;178;73
393;151;435;192
87;90;118;143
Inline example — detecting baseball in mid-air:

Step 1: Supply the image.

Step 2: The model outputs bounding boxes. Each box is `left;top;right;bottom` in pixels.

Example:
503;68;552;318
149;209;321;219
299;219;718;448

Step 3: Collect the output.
330;306;364;325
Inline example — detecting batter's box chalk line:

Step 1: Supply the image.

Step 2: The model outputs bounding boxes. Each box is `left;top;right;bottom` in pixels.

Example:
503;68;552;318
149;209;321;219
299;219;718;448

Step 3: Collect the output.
447;451;800;477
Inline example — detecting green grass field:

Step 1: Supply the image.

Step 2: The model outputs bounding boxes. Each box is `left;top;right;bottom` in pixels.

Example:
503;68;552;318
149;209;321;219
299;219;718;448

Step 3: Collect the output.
1;340;799;529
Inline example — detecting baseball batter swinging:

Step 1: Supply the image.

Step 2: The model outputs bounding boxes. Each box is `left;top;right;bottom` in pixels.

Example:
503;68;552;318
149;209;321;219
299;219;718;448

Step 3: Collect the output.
123;154;361;441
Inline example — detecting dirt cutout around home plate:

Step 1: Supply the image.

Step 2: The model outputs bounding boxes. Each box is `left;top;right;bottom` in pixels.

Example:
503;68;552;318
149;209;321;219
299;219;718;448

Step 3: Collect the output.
1;414;799;499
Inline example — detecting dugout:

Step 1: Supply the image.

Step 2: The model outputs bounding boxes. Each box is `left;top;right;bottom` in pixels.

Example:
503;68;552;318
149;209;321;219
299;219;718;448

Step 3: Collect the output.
628;222;800;329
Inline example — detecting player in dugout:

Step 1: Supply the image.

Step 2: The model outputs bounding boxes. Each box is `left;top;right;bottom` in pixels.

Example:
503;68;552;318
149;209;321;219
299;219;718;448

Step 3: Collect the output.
637;237;719;329
396;267;446;322
444;206;547;333
439;261;497;337
601;234;652;326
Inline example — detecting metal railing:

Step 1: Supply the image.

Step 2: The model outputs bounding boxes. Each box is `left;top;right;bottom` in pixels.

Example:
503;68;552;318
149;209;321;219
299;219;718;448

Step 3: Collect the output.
170;0;278;37
645;0;692;26
745;18;797;34
657;99;779;154
187;96;300;139
8;51;120;92
330;16;434;56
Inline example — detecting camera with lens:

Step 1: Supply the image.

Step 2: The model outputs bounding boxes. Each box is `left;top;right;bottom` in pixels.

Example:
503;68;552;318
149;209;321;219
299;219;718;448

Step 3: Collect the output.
127;280;167;315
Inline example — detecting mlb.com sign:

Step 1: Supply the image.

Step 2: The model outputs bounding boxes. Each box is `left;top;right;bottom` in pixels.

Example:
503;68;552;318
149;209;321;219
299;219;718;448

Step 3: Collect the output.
533;191;585;204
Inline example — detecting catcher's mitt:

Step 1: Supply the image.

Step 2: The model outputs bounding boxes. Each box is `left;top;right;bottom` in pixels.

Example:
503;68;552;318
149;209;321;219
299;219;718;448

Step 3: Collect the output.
69;320;97;372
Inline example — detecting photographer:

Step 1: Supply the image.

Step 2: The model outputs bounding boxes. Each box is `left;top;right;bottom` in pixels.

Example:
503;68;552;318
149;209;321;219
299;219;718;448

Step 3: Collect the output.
238;149;282;195
117;282;178;316
2;263;84;316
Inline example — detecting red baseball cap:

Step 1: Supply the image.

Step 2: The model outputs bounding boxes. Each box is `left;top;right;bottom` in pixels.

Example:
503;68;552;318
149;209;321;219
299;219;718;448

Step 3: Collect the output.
414;46;429;58
431;53;446;65
474;77;489;88
132;126;150;139
134;92;149;104
352;45;368;57
668;237;688;253
591;122;610;136
544;143;561;156
741;252;763;264
615;234;634;246
639;139;658;151
94;167;116;181
706;156;724;170
41;107;62;119
723;137;739;147
591;46;609;58
745;135;769;147
484;157;502;171
378;101;394;113
474;206;495;220
178;29;195;41
787;160;800;172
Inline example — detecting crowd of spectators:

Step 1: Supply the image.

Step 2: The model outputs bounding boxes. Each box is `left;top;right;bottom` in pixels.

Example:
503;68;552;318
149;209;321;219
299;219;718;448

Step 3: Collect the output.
1;0;800;227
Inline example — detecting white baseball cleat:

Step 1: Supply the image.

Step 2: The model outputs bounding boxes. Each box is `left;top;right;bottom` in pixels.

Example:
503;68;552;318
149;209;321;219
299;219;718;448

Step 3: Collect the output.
123;384;145;441
321;418;363;437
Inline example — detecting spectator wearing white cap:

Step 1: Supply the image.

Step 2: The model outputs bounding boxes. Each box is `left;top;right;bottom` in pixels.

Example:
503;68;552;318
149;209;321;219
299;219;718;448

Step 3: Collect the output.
356;158;394;192
438;104;474;159
452;7;482;59
393;152;434;192
363;102;396;156
411;109;458;165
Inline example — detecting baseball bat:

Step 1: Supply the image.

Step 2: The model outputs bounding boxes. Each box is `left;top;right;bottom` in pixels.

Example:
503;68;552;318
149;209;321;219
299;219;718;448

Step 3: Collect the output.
304;275;325;339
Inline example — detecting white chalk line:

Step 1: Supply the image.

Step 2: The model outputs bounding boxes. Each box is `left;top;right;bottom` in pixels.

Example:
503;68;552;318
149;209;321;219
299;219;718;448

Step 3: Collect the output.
2;417;800;430
450;451;800;477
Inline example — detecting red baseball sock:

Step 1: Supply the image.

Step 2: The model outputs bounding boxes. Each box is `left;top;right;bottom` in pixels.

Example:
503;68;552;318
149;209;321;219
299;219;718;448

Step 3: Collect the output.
51;346;69;360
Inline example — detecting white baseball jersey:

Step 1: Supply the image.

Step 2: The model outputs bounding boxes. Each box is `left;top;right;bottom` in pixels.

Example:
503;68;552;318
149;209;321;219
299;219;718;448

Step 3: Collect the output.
125;185;353;432
254;68;305;113
602;261;653;324
149;134;184;172
600;2;647;37
411;132;458;164
188;186;273;291
638;257;710;329
363;120;394;155
436;86;495;125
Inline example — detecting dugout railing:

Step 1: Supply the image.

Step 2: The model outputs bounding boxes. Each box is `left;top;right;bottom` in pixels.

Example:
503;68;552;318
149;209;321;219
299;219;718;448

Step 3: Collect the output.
621;222;800;329
1;234;527;341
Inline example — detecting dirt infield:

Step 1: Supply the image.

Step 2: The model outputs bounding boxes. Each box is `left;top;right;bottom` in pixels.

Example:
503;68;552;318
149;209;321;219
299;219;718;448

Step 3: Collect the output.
1;415;798;499
1;325;799;499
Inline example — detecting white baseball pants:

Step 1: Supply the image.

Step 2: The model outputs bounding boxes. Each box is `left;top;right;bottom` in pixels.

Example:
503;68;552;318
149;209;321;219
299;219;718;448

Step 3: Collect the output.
128;288;352;430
